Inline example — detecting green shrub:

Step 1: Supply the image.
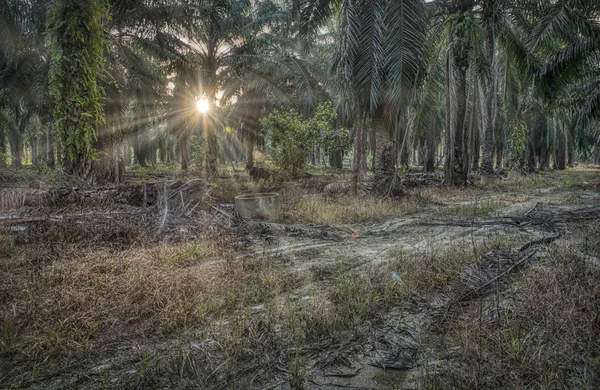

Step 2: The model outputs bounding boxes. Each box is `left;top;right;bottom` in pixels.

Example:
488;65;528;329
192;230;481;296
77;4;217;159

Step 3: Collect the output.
260;109;317;174
260;102;349;173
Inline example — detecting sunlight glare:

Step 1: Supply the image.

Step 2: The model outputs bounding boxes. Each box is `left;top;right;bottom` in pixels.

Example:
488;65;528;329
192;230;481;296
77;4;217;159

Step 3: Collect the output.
196;98;209;113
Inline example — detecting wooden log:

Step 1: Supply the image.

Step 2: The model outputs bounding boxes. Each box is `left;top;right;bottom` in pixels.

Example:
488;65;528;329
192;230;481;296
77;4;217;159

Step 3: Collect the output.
0;184;159;209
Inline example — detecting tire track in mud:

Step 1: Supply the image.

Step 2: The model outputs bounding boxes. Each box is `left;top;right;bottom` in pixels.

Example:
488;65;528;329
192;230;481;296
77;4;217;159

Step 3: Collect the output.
254;217;547;272
253;204;600;268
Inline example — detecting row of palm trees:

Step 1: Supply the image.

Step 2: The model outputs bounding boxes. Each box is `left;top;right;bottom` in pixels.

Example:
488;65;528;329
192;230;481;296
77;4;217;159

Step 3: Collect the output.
0;0;321;181
0;0;598;188
306;0;599;190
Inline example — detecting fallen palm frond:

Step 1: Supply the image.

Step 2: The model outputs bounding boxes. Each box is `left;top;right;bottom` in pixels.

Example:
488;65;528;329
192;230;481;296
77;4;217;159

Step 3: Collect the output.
0;185;157;210
235;220;358;242
435;204;600;325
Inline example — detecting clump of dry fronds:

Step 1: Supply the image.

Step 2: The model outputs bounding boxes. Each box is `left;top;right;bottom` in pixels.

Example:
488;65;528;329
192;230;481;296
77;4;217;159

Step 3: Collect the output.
431;246;600;389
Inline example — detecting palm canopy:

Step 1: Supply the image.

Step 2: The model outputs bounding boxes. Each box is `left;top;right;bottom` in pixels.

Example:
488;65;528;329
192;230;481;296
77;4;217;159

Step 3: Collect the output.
531;0;600;129
305;0;426;112
1;0;600;178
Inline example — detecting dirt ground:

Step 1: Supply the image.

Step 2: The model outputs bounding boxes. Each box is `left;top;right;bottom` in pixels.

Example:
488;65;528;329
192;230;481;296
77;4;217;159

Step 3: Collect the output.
1;168;599;389
244;175;600;389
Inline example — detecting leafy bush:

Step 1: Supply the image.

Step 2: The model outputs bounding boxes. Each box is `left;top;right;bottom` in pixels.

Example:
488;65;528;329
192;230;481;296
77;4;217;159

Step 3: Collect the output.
260;109;317;174
260;102;348;173
310;101;350;156
190;135;205;170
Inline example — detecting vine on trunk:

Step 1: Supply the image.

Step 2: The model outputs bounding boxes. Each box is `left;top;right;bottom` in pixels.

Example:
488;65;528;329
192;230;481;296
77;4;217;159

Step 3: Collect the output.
509;122;527;171
47;0;108;178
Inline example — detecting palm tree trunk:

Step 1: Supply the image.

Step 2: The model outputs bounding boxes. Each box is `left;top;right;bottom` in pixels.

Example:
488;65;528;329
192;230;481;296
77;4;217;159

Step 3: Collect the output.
446;46;469;186
316;147;321;166
527;140;536;173
132;127;140;166
495;141;504;169
32;138;38;166
158;138;167;163
180;136;190;171
136;126;149;167
114;143;121;184
554;124;566;170
205;125;218;177
373;104;395;194
424;117;437;172
123;139;131;166
0;125;6;167
168;141;175;163
567;141;574;167
352;110;367;196
245;135;254;170
481;95;496;174
204;83;219;178
539;145;550;170
470;101;480;171
46;124;55;168
481;6;497;176
456;59;468;184
331;148;343;170
445;56;452;181
370;124;376;172
49;0;106;180
10;130;23;167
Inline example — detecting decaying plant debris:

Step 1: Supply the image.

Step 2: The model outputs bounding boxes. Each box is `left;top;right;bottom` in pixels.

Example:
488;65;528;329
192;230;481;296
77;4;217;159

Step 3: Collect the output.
1;169;599;390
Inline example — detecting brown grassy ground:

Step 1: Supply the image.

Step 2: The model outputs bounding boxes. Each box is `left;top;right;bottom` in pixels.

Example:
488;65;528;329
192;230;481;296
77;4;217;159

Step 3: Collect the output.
424;245;600;389
0;167;599;389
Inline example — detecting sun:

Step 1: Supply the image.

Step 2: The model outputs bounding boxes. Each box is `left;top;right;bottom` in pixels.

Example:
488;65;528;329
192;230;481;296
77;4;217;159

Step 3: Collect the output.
196;98;209;113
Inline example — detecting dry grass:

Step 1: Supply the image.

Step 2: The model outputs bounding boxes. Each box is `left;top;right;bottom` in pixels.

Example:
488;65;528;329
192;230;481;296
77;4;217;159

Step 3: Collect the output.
1;167;598;388
298;244;484;338
0;230;303;387
427;246;600;389
282;193;421;224
219;171;559;225
431;198;507;220
2;220;596;389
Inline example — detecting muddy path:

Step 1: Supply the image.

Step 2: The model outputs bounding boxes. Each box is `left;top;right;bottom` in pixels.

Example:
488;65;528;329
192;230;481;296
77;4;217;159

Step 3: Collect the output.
253;192;595;274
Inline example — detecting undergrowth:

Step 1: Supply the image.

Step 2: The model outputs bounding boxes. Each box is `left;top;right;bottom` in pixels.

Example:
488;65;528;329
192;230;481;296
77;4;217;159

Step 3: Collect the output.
425;246;600;389
1;167;598;389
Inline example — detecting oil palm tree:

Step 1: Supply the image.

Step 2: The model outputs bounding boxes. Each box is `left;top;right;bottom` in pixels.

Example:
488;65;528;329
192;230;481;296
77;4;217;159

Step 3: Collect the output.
302;0;426;194
0;0;49;167
531;0;600;165
428;0;482;185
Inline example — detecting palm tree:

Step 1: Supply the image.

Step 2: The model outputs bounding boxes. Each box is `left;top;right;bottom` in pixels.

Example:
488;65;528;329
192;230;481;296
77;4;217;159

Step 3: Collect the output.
531;0;600;165
47;0;109;178
302;0;426;194
428;0;480;185
0;0;49;167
